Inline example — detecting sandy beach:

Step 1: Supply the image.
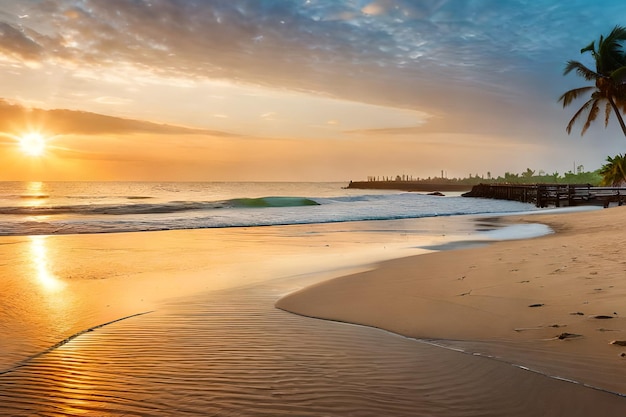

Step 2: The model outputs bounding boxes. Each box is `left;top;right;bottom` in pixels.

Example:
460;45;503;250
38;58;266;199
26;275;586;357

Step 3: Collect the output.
3;211;626;415
278;206;626;399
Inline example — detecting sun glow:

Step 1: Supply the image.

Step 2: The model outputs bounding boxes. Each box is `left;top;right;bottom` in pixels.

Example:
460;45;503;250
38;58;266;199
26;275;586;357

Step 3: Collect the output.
18;132;47;156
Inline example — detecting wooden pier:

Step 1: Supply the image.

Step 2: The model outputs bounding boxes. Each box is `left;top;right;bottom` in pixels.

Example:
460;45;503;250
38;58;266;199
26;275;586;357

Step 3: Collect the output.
462;184;626;208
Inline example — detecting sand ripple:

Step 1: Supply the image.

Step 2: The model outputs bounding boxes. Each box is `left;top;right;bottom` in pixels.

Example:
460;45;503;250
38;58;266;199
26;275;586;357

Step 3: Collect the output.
1;281;625;416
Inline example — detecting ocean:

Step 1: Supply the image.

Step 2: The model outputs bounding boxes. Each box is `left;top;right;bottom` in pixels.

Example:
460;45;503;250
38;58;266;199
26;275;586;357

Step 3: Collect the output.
6;181;600;416
0;181;546;236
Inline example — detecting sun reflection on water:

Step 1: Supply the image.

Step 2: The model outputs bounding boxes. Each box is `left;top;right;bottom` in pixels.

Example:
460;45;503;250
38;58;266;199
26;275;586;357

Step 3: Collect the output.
30;235;65;292
24;181;47;207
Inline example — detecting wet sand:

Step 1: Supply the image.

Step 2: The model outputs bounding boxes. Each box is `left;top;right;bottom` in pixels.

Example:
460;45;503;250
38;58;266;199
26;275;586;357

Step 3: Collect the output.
2;215;626;415
278;206;626;400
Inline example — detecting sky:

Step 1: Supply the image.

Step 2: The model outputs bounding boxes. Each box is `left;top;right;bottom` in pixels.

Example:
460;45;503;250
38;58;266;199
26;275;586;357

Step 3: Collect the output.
1;0;626;181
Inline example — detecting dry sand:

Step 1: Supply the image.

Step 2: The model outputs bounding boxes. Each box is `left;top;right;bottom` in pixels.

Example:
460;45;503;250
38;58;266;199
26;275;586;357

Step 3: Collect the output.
277;206;626;394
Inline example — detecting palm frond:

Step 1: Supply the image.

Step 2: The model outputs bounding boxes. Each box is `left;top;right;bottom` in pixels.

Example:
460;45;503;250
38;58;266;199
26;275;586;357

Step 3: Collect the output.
611;66;626;84
566;98;595;134
600;158;615;185
606;101;612;127
563;60;598;80
602;25;626;46
597;25;626;73
580;41;596;54
582;99;600;135
603;154;626;186
558;86;595;106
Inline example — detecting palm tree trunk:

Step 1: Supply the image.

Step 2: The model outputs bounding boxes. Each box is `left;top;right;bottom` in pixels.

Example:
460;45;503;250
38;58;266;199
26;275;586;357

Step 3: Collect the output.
608;96;626;137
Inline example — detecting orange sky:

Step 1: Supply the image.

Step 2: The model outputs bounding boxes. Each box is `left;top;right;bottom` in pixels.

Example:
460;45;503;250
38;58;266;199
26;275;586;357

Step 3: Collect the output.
1;1;626;181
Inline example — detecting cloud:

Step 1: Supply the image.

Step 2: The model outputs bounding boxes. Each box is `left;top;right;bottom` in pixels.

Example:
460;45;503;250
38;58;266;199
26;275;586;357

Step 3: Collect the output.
0;21;43;60
260;111;277;120
0;2;508;88
2;1;622;84
345;126;430;136
2;0;626;139
92;96;134;105
0;99;236;136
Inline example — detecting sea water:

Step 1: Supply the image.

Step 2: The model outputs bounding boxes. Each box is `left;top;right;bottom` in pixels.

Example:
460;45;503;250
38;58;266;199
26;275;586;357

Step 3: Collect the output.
0;181;545;236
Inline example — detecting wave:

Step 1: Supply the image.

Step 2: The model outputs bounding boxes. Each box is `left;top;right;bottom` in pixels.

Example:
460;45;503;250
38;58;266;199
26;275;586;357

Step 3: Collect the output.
229;197;320;208
0;196;320;216
18;194;49;199
0;202;205;216
0;192;543;236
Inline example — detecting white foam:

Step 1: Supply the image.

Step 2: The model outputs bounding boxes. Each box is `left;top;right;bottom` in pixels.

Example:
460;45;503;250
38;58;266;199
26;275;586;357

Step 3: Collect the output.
478;223;554;241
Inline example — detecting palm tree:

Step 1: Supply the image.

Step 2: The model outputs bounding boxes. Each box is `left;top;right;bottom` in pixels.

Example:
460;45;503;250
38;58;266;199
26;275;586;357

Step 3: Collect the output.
599;154;626;186
521;168;535;179
559;26;626;136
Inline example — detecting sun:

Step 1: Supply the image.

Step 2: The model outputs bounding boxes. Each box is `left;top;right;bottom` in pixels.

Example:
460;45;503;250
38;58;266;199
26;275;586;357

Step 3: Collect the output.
18;132;47;157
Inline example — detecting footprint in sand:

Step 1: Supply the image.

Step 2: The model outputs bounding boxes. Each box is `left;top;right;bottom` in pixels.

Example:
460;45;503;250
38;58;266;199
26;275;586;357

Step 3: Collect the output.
514;325;566;332
514;326;543;332
557;332;583;340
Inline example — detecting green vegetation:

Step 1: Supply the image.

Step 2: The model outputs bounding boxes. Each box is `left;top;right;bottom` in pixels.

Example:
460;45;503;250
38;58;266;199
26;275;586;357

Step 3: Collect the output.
599;154;626;186
367;167;603;186
482;169;602;185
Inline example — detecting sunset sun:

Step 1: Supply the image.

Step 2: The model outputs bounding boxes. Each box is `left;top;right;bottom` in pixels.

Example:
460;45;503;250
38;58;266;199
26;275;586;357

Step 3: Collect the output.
18;132;47;157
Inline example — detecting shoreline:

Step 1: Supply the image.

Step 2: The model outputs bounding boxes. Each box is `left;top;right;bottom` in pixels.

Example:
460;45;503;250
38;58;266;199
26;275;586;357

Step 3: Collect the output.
3;210;626;414
276;206;626;394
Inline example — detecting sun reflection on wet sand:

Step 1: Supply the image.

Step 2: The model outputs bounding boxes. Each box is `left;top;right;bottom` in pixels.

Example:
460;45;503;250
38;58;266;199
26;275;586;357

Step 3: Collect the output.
30;235;65;292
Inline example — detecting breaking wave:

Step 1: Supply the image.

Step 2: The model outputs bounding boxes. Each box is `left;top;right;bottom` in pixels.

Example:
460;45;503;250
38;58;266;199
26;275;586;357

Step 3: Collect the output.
0;196;320;216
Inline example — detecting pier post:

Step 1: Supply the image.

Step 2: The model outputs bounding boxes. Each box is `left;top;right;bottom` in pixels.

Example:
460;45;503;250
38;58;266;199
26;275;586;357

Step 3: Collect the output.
537;185;545;207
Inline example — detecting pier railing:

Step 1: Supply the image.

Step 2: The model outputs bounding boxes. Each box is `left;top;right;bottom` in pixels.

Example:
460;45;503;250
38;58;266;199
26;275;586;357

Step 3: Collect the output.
463;184;626;208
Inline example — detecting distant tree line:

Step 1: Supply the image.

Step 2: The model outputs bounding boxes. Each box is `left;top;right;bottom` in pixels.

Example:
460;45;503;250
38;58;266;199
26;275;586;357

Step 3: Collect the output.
366;167;603;186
